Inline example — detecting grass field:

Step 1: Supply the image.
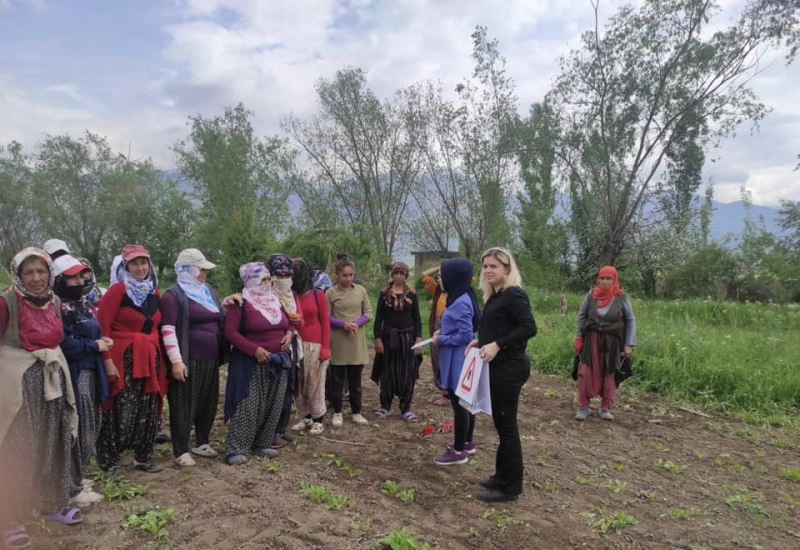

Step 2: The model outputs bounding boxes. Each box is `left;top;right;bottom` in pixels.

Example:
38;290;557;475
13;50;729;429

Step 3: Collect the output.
529;289;800;425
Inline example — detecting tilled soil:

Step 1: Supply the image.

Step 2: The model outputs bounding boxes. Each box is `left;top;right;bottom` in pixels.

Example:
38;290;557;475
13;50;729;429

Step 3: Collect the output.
33;359;800;549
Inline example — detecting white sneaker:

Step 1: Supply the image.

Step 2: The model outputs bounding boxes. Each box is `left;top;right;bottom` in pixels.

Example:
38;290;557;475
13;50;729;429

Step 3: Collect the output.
70;489;104;506
309;422;325;435
81;478;95;490
175;452;197;467
292;418;313;432
351;413;369;425
332;412;343;427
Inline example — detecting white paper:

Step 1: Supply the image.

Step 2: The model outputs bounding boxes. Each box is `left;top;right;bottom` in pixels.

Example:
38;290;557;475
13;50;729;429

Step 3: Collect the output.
455;348;492;416
410;338;433;350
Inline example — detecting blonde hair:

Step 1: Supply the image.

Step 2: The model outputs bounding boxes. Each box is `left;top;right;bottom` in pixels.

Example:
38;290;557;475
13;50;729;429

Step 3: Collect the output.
479;247;523;300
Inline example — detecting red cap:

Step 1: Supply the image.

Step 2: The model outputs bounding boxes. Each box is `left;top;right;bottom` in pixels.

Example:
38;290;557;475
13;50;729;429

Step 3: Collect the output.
122;244;151;263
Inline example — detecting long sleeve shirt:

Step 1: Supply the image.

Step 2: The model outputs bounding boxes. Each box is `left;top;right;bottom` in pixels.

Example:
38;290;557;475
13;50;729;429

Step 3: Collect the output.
478;286;537;360
373;290;422;340
224;301;290;357
297;290;331;350
576;292;637;348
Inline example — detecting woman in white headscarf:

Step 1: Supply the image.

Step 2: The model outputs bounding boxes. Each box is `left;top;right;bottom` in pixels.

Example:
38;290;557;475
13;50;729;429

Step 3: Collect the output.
160;249;225;467
0;248;83;548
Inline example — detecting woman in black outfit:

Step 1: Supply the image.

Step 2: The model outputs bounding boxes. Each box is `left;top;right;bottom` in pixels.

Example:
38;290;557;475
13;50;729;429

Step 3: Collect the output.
469;247;537;503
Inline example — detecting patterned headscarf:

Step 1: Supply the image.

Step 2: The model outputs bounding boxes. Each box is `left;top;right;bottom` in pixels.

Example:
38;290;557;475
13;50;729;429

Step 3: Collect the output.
267;254;296;314
291;258;313;296
312;270;333;292
75;257;97;298
175;264;219;313
121;249;157;308
592;265;624;308
10;247;55;307
240;262;282;324
382;261;414;311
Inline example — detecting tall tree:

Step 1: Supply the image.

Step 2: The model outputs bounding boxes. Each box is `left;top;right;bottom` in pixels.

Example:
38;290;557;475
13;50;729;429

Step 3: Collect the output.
174;104;287;289
515;101;568;282
0;142;40;264
549;0;798;266
407;27;518;261
32;132;160;274
284;68;421;257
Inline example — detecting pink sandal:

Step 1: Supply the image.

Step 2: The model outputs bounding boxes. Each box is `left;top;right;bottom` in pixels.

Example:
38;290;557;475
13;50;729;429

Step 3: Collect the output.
3;525;31;549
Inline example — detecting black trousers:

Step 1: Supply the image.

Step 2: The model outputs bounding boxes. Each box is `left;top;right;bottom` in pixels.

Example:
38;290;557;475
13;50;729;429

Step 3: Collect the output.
168;359;219;457
328;364;363;414
449;393;476;452
488;354;530;496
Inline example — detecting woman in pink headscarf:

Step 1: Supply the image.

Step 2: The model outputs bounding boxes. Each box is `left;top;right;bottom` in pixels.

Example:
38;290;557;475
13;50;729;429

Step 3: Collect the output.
574;266;637;421
223;263;294;466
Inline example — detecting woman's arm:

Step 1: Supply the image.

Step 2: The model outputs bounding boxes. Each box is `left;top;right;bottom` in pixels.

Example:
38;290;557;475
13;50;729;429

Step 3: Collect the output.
437;299;473;347
622;296;637;348
411;292;422;341
373;291;384;339
317;290;331;357
0;298;8;340
576;292;590;338
97;283;124;360
494;288;537;349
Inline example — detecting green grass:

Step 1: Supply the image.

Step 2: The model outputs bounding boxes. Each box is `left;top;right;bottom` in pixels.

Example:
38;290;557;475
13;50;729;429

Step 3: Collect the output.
780;467;800;483
582;509;637;535
529;288;800;423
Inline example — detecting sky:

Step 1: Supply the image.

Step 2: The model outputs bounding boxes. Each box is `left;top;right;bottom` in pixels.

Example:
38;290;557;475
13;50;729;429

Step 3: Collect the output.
0;0;798;206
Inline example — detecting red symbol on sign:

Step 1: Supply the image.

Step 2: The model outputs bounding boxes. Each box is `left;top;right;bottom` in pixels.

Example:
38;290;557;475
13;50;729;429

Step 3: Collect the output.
460;356;476;392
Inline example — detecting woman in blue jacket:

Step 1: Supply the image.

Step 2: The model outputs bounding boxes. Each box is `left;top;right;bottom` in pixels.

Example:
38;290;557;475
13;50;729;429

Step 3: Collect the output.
432;259;481;466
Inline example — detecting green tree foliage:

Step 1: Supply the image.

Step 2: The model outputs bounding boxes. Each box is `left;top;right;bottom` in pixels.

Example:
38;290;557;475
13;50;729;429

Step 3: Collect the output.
174;104;287;290
549;0;786;267
515;101;569;286
0;142;40;265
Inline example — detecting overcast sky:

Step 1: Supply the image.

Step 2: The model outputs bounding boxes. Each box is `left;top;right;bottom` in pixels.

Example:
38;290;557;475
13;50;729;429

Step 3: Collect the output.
1;0;798;205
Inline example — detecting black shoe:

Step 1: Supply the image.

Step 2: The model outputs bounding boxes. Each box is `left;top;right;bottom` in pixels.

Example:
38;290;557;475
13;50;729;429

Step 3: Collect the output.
133;459;163;473
154;431;170;445
479;476;498;490
476;488;519;503
272;437;288;449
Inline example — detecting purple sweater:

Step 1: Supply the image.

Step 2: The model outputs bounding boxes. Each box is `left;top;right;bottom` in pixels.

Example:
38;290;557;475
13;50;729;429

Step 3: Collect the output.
224;301;290;357
160;291;223;361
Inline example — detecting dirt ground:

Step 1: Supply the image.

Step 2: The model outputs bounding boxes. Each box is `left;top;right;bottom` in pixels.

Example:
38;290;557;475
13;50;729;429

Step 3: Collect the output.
32;358;800;549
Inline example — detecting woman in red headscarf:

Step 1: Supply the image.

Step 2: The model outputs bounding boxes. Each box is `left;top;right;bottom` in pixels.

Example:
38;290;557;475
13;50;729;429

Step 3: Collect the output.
574;266;636;421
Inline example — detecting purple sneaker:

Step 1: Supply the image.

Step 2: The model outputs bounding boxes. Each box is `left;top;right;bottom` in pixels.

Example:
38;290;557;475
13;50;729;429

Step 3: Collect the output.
434;447;469;466
447;442;477;456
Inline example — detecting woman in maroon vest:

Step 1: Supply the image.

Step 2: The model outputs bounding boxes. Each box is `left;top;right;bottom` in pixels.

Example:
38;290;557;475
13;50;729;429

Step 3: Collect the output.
574;266;637;421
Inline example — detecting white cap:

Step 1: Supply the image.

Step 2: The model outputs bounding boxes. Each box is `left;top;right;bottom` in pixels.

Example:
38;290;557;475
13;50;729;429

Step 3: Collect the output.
52;254;87;277
43;239;70;256
175;248;216;270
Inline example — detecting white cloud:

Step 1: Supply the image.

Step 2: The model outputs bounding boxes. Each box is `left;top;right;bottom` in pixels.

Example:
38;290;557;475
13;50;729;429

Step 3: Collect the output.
0;0;797;204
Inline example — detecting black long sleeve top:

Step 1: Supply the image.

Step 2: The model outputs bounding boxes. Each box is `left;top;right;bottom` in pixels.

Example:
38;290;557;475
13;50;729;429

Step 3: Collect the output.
478;286;537;360
373;289;422;340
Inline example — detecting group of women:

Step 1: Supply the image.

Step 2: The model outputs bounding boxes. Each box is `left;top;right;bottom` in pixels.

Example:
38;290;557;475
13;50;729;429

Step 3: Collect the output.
0;239;636;547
